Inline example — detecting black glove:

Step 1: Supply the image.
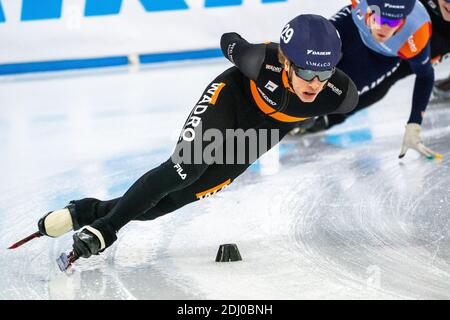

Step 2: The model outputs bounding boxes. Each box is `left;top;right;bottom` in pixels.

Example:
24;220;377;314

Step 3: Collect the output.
72;228;101;258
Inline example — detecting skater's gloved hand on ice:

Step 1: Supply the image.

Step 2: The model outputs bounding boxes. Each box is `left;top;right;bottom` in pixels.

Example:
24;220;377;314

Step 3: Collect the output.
399;123;443;160
72;227;105;258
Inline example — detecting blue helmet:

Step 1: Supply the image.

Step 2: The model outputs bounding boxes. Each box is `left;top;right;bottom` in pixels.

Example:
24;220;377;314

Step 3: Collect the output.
279;14;342;71
367;0;417;19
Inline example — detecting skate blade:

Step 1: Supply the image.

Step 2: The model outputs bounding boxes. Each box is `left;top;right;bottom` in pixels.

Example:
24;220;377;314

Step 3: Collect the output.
8;231;42;249
56;251;79;272
56;253;71;272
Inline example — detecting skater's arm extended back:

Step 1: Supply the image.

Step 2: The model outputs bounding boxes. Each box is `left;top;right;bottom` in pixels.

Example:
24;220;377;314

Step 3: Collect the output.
220;32;266;81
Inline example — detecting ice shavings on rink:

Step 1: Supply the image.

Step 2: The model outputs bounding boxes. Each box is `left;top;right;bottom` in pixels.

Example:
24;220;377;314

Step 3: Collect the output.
0;58;449;299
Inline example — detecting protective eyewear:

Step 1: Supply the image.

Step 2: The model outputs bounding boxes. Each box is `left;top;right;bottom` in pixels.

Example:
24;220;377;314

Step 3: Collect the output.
291;64;335;82
372;13;404;27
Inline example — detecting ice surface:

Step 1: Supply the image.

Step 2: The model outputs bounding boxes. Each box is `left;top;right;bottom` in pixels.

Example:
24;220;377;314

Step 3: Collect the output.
0;58;449;300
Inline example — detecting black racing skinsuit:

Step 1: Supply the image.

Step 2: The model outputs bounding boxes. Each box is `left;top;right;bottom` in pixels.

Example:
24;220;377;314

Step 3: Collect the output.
70;33;359;247
326;0;450;128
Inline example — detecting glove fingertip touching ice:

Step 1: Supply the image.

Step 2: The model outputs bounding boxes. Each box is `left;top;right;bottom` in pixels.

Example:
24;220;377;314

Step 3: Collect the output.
399;123;443;160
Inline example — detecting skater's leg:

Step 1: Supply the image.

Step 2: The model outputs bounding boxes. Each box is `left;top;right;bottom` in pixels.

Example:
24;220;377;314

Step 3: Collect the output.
135;163;251;221
38;198;120;237
70;198;121;230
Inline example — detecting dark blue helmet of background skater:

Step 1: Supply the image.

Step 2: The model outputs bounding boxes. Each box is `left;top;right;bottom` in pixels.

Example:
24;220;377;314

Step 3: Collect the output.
279;14;342;71
366;0;416;19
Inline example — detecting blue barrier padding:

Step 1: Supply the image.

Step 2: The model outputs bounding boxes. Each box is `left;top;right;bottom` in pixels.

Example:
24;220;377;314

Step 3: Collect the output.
139;48;223;64
0;48;224;76
0;56;129;75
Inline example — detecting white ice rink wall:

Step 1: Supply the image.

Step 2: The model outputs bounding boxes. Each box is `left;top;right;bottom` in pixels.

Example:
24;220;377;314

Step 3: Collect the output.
0;0;347;73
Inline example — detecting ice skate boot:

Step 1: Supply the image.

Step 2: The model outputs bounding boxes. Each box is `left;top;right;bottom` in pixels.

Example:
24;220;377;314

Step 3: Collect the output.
8;202;78;249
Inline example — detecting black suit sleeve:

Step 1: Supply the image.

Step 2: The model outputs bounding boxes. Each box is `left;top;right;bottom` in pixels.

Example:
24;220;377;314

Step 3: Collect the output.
220;32;266;81
332;77;359;115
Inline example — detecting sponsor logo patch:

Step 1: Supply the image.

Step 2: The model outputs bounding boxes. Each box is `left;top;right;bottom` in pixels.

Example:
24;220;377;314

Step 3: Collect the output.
174;163;187;180
265;81;279;92
180;82;225;142
384;3;405;9
265;64;283;73
407;36;417;53
307;50;331;56
227;43;236;63
327;82;343;96
306;61;332;68
427;0;437;9
257;88;277;106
